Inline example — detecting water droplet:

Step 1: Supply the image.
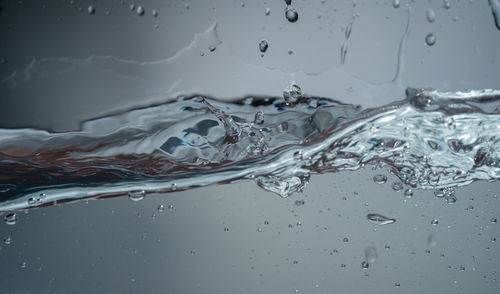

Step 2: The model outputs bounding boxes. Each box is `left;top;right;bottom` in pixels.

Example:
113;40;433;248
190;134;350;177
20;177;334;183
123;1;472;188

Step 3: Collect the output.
87;5;95;15
4;212;18;225
128;190;145;202
20;262;27;269
365;246;378;264
257;227;262;232
152;9;158;17
285;5;298;23
265;7;271;16
426;9;436;23
208;45;217;52
459;266;466;271
366;213;396;225
361;261;369;269
404;189;413;198
431;219;439;226
393;0;400;8
157;204;165;212
3;236;12;245
343;237;349;243
341;263;347;268
224;227;229;231
254;111;264;124
167;204;174;210
283;82;302;103
444;0;451;9
427;234;437;247
264;220;270;225
425;33;436;46
259;40;268;53
391;182;404;192
394;282;401;288
136;6;145;16
294;199;305;206
373;174;388;184
491;217;497;224
105;10;111;16
130;4;135;11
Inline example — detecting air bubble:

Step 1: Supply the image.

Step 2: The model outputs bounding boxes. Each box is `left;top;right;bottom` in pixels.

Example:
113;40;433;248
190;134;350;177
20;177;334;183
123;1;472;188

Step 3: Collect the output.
393;0;400;8
152;9;158;17
404;189;413;198
361;261;369;269
3;236;12;245
157;204;165;212
285;5;298;23
254;111;264;124
88;5;95;15
431;219;439;226
294;199;305;206
265;7;271;15
343;237;349;243
391;182;404;192
425;33;436;46
20;262;27;269
444;0;451;9
4;213;17;225
373;174;388;184
167;204;174;210
259;40;269;53
208;45;217;52
491;218;497;224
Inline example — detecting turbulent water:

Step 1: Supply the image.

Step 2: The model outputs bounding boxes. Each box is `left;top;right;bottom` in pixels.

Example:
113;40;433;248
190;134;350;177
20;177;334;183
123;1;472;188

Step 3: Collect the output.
1;87;500;212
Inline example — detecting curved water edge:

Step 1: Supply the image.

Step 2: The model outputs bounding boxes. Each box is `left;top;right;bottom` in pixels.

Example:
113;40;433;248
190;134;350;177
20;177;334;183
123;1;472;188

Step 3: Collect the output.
1;87;500;212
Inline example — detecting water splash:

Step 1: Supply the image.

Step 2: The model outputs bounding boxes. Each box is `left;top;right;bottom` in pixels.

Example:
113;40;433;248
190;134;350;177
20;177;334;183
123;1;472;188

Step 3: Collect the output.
1;88;500;212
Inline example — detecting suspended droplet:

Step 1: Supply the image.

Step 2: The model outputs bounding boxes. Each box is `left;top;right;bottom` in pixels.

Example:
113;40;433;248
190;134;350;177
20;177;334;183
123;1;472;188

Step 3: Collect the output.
128;190;145;202
136;6;145;16
425;33;436;46
391;182;404;192
283;82;302;103
365;246;378;264
294;199;305;206
366;213;396;225
427;234;437;247
259;40;269;53
393;0;400;8
404;189;413;198
88;5;95;15
285;5;298;23
426;9;436;23
4;212;17;225
373;174;388;184
3;236;12;245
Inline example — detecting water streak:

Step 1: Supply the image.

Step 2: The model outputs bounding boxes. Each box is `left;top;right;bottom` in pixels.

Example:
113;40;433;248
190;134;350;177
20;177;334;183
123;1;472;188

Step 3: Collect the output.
1;88;500;212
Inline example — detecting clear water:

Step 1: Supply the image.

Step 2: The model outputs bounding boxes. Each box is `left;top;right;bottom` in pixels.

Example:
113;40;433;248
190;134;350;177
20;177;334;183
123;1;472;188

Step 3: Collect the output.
1;87;499;212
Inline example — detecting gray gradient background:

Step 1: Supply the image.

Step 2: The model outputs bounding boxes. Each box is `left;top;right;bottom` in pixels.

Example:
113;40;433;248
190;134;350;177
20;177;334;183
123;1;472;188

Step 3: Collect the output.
0;0;499;293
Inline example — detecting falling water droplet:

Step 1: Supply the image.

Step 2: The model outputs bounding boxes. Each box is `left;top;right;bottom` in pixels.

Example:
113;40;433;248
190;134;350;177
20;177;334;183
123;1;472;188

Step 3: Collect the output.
128;190;145;202
365;247;378;264
259;40;269;53
88;5;95;15
393;0;400;8
425;33;436;46
366;213;396;225
373;174;388;184
285;5;298;23
283;82;302;103
136;6;145;16
426;9;436;23
4;212;17;225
